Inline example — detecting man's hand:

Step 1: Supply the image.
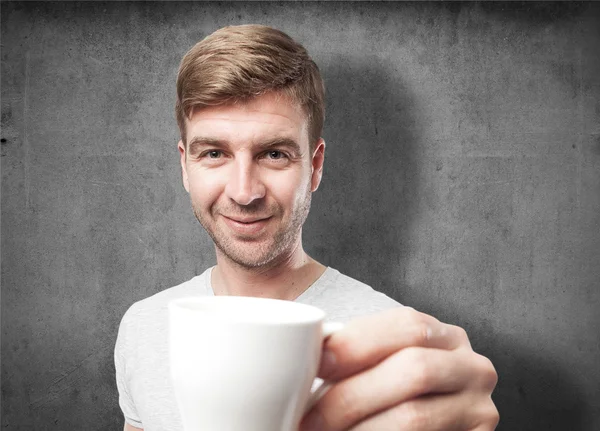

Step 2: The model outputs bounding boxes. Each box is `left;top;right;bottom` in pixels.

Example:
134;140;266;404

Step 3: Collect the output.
300;307;499;431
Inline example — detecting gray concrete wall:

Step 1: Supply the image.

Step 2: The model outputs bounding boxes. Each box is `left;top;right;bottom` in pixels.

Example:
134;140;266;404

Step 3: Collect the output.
2;2;599;430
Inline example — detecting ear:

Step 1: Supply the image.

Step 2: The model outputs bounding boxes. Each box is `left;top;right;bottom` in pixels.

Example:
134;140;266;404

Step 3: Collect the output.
178;140;190;192
310;138;326;192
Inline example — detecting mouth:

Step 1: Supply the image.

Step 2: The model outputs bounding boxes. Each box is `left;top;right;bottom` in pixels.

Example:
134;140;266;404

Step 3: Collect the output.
221;215;272;235
223;216;270;224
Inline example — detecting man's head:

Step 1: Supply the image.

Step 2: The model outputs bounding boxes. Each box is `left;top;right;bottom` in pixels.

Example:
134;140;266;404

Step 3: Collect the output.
176;25;325;152
176;25;326;269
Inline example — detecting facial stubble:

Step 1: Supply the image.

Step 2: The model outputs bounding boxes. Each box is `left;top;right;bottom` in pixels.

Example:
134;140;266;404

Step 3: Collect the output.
191;184;313;269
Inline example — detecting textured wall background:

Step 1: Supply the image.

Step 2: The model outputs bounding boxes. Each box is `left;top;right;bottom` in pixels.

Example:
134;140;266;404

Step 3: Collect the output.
2;2;599;430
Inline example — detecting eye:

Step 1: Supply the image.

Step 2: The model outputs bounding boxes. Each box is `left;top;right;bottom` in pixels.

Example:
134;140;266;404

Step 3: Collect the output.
207;150;222;159
266;150;286;160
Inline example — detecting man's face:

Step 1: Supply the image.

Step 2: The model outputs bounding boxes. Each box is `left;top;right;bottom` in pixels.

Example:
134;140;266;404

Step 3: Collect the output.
178;92;325;269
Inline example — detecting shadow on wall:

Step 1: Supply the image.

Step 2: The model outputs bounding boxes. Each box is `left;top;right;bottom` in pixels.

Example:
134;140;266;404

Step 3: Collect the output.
304;52;590;430
305;53;419;297
491;336;587;431
427;304;590;431
454;4;593;430
478;1;589;22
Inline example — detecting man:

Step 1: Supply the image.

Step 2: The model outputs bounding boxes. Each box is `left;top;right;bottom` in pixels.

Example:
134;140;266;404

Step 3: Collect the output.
115;25;499;431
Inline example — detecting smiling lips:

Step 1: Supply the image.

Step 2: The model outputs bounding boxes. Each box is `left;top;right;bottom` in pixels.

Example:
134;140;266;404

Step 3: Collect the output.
221;215;272;235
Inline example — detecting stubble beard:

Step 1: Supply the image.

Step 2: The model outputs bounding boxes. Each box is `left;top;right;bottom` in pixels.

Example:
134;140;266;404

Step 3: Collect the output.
191;188;312;269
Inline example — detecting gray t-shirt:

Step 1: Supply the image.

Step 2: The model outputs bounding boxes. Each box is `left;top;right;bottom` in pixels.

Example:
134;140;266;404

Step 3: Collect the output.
115;267;401;430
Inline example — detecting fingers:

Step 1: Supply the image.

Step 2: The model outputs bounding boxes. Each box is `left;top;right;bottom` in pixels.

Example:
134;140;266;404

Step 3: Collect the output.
301;347;478;431
318;307;471;381
347;392;500;431
303;308;499;431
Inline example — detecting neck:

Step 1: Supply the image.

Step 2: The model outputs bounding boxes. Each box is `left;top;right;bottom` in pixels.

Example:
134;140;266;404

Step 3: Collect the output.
211;239;326;301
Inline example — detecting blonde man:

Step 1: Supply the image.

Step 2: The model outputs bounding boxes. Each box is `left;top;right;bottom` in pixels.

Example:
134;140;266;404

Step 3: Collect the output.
115;25;498;431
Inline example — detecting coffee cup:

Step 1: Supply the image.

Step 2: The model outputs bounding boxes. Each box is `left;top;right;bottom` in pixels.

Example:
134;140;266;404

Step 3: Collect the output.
168;296;342;431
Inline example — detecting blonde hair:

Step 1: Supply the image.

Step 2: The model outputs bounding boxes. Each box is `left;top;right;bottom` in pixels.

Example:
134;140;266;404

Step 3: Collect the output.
176;25;325;150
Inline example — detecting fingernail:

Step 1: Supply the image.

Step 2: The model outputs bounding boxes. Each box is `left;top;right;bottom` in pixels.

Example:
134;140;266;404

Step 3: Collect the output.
301;408;324;431
320;349;337;378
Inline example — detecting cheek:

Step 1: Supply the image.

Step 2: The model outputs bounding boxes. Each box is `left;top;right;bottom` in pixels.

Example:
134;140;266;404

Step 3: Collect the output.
188;168;224;206
264;169;310;206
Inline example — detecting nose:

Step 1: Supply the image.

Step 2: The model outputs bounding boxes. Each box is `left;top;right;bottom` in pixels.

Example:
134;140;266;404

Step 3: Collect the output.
224;157;266;206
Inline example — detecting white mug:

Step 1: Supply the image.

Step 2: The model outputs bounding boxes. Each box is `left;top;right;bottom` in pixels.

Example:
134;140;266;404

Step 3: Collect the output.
168;296;342;431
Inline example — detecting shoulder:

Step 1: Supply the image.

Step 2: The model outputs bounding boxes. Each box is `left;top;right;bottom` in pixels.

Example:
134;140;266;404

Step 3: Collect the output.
319;268;399;301
118;268;212;332
299;267;402;322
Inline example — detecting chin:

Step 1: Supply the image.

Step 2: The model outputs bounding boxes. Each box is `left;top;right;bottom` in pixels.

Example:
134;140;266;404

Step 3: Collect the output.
218;240;280;269
226;253;277;269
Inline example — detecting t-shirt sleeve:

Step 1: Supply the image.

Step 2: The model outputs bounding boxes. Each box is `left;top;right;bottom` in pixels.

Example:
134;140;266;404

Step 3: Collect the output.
114;309;144;429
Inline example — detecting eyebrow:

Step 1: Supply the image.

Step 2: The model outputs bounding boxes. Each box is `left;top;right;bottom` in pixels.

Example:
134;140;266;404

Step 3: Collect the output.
187;136;303;157
187;137;227;156
256;138;303;156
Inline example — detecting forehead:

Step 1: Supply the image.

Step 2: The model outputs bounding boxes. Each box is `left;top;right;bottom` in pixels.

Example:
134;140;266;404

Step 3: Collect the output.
186;92;309;143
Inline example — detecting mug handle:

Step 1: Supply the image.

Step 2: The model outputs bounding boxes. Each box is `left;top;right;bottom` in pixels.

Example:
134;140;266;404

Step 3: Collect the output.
304;321;345;412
